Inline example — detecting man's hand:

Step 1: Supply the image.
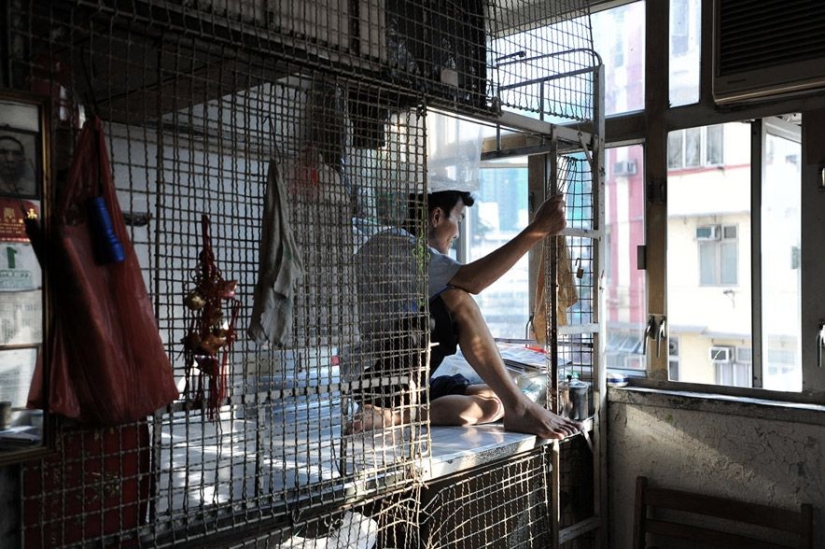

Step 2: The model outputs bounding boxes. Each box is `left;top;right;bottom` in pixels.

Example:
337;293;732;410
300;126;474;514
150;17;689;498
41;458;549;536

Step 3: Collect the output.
529;194;567;237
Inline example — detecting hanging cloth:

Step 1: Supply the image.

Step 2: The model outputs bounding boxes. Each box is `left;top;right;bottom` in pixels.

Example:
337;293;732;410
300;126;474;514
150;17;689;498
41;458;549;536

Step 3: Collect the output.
532;235;579;345
27;116;179;425
248;160;304;346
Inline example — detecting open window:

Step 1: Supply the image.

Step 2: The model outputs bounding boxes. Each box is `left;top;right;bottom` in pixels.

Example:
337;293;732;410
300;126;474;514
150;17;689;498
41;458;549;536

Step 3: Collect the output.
665;116;801;392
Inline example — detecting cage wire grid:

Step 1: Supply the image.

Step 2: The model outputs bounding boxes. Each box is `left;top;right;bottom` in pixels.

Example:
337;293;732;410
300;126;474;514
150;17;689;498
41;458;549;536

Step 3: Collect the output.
8;0;599;547
544;155;597;416
420;447;554;549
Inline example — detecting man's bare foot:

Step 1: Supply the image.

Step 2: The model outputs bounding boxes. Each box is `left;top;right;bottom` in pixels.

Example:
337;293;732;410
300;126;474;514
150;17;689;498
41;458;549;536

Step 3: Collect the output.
502;400;582;440
344;404;401;434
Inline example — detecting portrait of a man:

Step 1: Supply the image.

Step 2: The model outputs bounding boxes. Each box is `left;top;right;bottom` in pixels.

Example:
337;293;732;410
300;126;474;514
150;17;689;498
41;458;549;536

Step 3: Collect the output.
0;131;38;197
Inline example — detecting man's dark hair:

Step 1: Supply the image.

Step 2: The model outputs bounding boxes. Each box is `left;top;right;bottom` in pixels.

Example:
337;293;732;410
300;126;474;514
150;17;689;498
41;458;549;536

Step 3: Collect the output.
428;190;475;217
405;190;475;234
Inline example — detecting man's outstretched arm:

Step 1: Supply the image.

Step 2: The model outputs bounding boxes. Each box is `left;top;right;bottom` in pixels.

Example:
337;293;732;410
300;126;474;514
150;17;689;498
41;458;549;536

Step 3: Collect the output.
448;194;566;295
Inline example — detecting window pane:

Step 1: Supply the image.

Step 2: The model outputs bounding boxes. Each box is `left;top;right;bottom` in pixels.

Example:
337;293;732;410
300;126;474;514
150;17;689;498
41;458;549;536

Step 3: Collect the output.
698;243;716;285
720;241;738;285
468;164;530;338
669;0;701;107
684;128;701;167
667;122;752;385
592;2;645;116
762;125;801;392
706;125;724;165
668;132;684;169
604;144;646;371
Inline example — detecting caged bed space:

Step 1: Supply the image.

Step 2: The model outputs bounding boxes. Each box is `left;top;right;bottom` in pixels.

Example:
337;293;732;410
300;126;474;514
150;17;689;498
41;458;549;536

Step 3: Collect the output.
6;0;604;547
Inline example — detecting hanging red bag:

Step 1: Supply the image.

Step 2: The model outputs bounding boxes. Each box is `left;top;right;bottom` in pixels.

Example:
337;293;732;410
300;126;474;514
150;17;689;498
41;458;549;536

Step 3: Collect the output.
29;115;179;425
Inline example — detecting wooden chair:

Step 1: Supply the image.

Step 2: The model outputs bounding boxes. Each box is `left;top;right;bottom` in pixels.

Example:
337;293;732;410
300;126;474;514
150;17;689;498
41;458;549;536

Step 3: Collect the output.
633;476;813;549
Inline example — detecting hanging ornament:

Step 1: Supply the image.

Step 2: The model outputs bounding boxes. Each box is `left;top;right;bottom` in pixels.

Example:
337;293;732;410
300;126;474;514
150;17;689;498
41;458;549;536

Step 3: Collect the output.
181;214;239;420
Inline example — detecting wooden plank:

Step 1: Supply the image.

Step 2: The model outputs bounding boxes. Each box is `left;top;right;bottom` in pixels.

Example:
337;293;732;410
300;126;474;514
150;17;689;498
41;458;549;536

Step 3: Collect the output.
644;486;806;533
645;519;790;549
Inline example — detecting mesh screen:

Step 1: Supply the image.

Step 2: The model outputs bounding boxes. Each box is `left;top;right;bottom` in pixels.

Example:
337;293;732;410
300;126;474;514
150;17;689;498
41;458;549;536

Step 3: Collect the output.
421;448;554;548
7;0;599;547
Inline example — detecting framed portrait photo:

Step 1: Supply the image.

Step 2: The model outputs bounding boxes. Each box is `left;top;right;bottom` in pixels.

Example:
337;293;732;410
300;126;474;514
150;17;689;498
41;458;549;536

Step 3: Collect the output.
0;92;49;199
0;91;51;466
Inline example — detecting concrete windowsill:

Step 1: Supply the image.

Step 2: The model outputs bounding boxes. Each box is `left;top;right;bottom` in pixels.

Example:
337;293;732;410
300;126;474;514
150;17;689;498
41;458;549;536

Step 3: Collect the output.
609;385;825;427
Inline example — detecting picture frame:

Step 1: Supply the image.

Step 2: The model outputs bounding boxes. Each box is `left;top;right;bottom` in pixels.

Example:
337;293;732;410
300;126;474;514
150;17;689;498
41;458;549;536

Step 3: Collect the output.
0;96;45;199
0;90;53;466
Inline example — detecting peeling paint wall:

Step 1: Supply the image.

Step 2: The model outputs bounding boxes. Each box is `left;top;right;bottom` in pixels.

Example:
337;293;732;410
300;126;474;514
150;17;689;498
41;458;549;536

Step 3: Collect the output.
607;389;825;548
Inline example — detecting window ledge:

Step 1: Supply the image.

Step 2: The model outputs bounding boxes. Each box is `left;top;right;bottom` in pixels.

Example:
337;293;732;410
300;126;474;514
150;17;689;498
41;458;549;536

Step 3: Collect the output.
609;385;825;427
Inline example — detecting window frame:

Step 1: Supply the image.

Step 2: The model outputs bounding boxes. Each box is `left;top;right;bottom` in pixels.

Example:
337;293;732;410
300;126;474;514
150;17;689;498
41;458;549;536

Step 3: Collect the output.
456;160;532;340
595;0;825;404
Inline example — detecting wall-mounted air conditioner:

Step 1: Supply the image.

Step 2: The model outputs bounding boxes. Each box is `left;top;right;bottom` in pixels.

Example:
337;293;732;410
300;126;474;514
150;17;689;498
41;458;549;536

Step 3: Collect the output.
696;225;720;241
612;160;637;177
713;0;825;105
709;346;733;363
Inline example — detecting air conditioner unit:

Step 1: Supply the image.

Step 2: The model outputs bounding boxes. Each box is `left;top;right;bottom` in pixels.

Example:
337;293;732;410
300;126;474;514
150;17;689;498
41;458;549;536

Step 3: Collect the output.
612;160;637;177
696;225;720;241
713;0;825;105
709;346;733;363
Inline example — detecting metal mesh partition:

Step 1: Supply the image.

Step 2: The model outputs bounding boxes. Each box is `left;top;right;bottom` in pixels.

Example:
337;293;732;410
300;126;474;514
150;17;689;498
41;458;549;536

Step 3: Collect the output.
547;155;597;418
420;437;595;549
487;0;597;121
5;0;600;547
421;447;555;549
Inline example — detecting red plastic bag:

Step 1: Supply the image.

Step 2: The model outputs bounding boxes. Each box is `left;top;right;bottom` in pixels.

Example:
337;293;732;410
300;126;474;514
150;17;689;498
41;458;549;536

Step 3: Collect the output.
28;116;178;425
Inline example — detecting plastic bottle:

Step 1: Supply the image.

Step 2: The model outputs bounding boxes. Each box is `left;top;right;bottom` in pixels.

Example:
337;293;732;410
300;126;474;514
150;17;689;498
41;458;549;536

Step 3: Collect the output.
518;371;548;406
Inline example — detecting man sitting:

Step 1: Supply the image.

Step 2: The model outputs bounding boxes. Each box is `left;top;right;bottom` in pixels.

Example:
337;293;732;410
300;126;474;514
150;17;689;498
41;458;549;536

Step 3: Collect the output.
353;189;581;440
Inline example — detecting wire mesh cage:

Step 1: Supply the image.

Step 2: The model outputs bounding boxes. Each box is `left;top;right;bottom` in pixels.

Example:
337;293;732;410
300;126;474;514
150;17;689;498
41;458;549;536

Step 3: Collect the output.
487;0;598;122
419;437;596;549
421;447;555;549
6;0;601;547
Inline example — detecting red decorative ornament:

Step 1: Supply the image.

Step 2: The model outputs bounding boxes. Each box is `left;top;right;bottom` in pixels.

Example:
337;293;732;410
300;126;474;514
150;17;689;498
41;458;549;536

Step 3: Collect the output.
182;214;239;420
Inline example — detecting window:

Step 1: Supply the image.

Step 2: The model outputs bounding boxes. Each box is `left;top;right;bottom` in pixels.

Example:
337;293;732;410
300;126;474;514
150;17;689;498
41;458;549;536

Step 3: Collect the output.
671;0;691;56
667;122;751;388
462;161;530;339
760;119;802;391
600;2;820;402
591;2;645;115
604;144;646;372
715;362;751;388
668;336;680;380
670;0;701;106
668;125;725;170
664;118;805;392
698;224;738;286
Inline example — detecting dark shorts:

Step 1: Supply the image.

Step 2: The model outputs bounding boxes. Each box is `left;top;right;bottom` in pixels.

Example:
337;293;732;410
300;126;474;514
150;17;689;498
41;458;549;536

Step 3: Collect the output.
430;373;471;399
358;295;462;408
429;294;459;371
